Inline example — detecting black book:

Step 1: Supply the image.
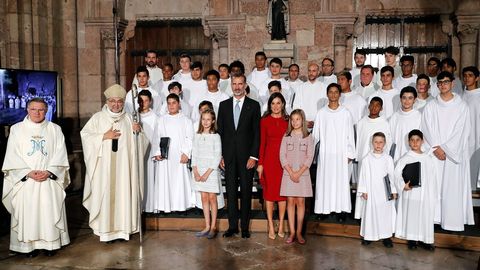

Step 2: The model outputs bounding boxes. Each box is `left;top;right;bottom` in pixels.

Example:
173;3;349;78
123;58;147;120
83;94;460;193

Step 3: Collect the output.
384;175;394;201
112;139;118;152
402;161;421;187
389;143;396;159
160;137;170;159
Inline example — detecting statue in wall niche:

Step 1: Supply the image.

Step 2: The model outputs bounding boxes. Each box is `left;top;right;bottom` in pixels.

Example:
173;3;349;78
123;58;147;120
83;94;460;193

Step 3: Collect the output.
267;0;289;41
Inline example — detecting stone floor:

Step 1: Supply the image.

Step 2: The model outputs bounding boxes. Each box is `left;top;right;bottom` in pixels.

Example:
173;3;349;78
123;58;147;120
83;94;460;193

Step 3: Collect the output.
0;229;478;270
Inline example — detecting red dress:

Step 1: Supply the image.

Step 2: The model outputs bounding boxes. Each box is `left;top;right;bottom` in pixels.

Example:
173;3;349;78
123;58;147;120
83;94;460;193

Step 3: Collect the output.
258;115;288;201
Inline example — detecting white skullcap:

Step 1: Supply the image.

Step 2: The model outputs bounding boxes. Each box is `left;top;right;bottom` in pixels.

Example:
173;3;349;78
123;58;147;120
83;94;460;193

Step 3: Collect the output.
104;84;126;99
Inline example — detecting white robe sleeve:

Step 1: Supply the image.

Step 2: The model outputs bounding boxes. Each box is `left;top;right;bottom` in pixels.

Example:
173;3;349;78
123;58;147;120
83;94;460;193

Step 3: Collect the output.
440;107;470;163
191;134;199;167
181;118;194;158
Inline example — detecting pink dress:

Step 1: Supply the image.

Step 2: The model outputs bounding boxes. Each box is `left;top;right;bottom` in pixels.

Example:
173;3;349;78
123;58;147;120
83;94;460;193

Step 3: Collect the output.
279;133;314;197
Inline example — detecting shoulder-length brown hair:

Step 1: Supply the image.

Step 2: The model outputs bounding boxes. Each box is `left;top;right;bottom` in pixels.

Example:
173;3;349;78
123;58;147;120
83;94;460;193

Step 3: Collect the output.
286;109;309;138
197;109;217;134
262;92;289;120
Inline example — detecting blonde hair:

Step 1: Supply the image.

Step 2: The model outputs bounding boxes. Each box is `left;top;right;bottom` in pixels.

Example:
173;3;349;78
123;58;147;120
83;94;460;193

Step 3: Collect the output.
197;109;217;134
286;109;309;138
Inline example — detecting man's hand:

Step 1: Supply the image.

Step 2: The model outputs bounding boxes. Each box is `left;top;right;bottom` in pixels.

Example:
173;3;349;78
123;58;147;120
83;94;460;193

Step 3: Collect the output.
220;158;225;170
433;146;446;161
246;158;257;169
404;181;412;191
393;193;398;200
361;193;368;200
154;155;163;161
180;154;189;164
307;121;314;129
28;170;50;182
103;127;121;140
132;122;141;133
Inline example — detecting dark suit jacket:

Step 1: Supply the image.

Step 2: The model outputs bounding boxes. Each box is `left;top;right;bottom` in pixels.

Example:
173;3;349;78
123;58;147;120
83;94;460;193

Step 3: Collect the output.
217;96;261;164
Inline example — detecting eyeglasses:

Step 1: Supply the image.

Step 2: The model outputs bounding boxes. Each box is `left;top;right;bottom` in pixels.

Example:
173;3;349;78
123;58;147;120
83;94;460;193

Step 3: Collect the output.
436;80;451;86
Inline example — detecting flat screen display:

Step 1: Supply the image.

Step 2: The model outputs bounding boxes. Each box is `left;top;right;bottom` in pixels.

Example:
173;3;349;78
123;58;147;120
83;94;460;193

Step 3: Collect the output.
0;68;58;126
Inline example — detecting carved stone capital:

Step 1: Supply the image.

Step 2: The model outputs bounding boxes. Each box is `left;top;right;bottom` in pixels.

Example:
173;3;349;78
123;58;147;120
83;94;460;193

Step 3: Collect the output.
457;24;480;45
334;26;353;46
101;28;125;49
440;15;454;36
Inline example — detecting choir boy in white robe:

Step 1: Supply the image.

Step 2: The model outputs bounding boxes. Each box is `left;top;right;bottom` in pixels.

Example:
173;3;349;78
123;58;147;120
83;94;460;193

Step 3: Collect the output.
218;63;230;92
318;58;337;85
81;84;147;242
247;51;270;91
389;86;422;162
132;50;163;87
138;90;160;213
182;61;208;108
393;55;418;90
395;129;439;251
313;83;356;222
292;63;327;129
462;66;480;190
190;70;229;127
2;98;70;257
152;93;195;212
414;74;434;112
159;82;192;117
337;71;367;125
441;58;464;96
368;66;400;119
356;132;397;247
259;58;293;106
354;65;380;98
421;71;474;231
172;53;192;83
286;64;303;98
126;66;162;114
378;46;402;83
356;97;392;163
158;63;176;99
351;49;367;89
426;57;441;97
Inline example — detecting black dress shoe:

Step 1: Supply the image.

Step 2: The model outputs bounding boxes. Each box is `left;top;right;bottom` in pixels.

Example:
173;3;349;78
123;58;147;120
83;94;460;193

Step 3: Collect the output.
336;213;346;223
361;239;371;245
44;250;57;257
222;229;239;238
382;238;393;248
419;242;435;251
407;240;418;250
241;231;251;239
26;249;39;258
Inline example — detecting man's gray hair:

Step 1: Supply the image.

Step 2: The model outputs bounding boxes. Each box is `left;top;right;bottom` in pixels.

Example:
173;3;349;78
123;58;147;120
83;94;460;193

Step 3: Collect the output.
27;97;48;110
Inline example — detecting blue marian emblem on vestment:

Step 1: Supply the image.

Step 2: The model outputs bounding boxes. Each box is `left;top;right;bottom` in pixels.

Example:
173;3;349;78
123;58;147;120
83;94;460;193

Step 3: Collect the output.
27;138;47;156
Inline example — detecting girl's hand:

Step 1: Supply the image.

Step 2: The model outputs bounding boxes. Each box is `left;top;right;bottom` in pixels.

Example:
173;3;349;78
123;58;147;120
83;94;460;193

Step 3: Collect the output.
361;193;368;200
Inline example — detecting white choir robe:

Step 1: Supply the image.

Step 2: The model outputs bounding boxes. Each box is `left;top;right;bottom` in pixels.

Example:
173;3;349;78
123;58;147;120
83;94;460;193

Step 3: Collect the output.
81;105;147;241
313;105;356;214
367;88;400;120
317;74;337;86
182;79;208;108
219;78;230;93
429;76;440;97
125;86;162;115
356;116;392;163
159;99;192;119
286;78;303;96
350;67;362;89
464;88;480;190
389;108;422;162
395;151;440;244
172;70;192;83
2;117;70;253
151;113;195;212
132;66;163;87
393;74;417;90
259;77;293;106
356;152;397;241
292;80;327;122
155;79;177;100
140;110;160;212
452;77;464;96
340;91;367;125
190;90;229;122
413;95;434;112
421;94;474;231
247;67;271;91
354;81;380;99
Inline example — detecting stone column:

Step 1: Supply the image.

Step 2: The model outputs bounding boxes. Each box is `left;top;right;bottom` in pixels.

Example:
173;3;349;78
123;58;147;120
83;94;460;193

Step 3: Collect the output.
456;23;479;68
212;27;229;67
334;26;352;73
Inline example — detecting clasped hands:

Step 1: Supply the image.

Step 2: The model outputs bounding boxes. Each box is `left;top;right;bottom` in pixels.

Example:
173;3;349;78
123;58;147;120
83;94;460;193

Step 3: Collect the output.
27;170;51;182
433;146;446;161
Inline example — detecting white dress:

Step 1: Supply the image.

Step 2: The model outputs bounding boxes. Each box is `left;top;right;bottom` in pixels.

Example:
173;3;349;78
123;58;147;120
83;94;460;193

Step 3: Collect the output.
191;133;222;193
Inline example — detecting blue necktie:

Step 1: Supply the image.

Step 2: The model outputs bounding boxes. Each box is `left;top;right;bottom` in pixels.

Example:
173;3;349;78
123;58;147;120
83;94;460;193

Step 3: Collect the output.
234;100;240;129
